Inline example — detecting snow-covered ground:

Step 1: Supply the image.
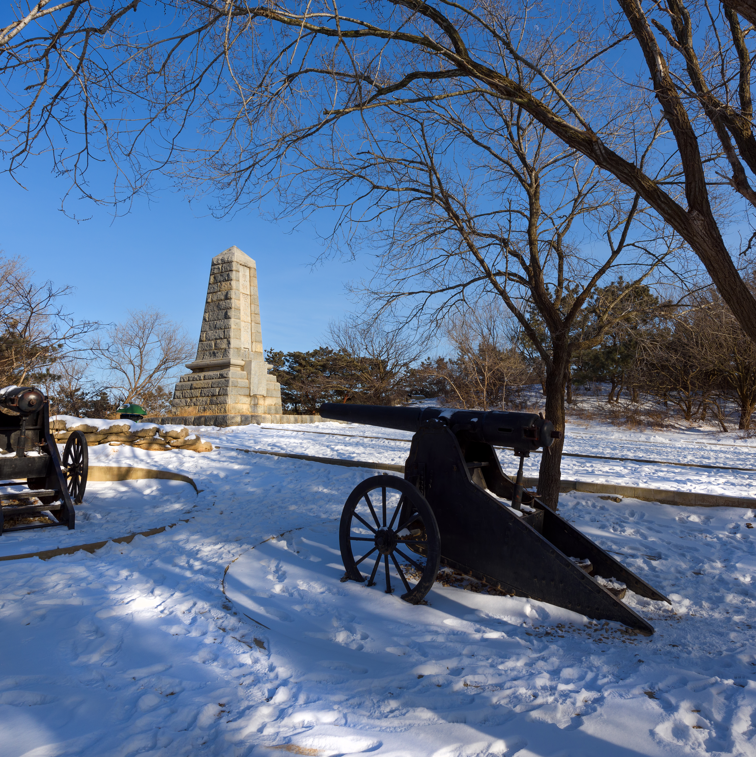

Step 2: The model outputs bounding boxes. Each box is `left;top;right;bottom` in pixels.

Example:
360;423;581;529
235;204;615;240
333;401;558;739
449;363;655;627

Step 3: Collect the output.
1;420;755;756
217;420;756;498
0;477;198;559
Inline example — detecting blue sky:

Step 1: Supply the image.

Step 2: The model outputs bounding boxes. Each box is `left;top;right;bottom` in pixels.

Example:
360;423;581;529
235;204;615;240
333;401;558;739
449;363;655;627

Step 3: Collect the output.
0;167;372;356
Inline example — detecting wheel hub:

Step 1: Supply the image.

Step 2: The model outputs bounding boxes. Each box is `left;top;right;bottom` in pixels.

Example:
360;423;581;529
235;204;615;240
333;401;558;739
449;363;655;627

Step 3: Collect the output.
374;527;398;555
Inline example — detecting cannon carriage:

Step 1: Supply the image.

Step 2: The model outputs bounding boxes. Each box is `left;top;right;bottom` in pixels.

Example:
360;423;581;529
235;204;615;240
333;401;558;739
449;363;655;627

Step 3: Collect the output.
0;386;87;535
319;403;670;634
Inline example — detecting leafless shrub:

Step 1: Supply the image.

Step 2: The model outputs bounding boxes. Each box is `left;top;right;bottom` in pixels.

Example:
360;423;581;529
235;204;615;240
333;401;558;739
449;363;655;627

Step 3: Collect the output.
636;275;756;431
327;317;424;405
421;303;531;411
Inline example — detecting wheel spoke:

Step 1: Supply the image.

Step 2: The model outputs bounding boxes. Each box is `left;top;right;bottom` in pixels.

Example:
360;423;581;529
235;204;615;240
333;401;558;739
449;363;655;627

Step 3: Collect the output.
390;553;412;594
363;493;380;527
352;512;377;534
387;495;404;531
341;478;439;603
61;434;87;505
355;547;377;567
396;514;421;533
395;548;424;572
367;553;381;586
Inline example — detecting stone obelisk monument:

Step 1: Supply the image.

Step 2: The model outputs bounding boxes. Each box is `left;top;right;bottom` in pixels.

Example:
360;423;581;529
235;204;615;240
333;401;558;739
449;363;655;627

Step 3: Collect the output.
168;246;285;426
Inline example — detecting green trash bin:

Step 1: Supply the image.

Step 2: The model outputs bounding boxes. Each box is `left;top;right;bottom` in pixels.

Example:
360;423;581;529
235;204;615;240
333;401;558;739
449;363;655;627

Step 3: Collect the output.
117;403;147;423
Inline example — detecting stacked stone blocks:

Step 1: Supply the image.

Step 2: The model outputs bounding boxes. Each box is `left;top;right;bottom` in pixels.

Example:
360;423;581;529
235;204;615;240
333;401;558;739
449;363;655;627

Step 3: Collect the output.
168;246;300;426
51;418;213;452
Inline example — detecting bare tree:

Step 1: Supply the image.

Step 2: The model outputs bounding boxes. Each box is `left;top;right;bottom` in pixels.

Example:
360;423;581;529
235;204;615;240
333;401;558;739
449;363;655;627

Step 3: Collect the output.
637;279;756;431
3;0;756;346
0;255;97;386
89;308;193;413
333;98;679;507
42;358;87;405
427;303;531;411
689;281;756;430
327;317;424;404
44;357;116;418
638;321;717;422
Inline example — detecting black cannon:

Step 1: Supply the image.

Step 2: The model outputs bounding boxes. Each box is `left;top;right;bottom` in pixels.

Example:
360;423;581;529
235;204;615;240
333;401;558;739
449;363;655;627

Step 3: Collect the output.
319;403;670;634
0;386;88;535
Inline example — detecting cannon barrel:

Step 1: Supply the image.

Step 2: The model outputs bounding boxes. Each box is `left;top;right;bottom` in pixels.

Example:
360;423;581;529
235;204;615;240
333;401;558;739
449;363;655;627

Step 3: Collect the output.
0;386;46;415
318;403;557;453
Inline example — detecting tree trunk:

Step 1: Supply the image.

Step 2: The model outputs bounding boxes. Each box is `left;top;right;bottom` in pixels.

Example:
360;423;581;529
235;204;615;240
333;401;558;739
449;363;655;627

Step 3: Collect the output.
738;399;755;430
537;345;569;511
607;378;617;403
710;400;729;432
698;401;707;422
566;372;574;404
615;379;625;403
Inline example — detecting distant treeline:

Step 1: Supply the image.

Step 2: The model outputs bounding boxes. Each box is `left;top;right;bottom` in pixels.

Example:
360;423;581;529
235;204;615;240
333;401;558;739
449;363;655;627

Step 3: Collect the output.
268;276;756;431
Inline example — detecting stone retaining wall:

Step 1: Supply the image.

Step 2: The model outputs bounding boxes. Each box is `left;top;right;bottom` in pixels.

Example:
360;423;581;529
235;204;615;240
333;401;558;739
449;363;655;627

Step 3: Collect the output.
51;418;214;452
144;413;322;427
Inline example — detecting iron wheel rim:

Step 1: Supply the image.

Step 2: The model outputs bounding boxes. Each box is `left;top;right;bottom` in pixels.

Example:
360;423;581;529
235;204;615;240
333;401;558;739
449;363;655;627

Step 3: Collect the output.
63;431;88;504
339;474;440;604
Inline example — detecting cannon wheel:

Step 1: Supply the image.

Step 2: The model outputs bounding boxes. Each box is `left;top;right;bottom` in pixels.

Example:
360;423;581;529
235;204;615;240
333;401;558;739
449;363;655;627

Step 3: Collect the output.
63;431;88;504
339;474;441;604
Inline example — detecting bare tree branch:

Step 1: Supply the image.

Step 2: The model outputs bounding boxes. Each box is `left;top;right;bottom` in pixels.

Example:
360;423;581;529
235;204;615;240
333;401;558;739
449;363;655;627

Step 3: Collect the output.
88;308;193;408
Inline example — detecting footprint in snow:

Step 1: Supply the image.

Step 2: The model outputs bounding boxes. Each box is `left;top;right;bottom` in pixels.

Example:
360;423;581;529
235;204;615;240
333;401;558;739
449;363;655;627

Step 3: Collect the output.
385;645;413;656
263;559;287;584
137;693;163;712
430;737;522;756
0;691;59;707
318;660;368;674
284;735;382;756
265;607;294;622
733;704;756;741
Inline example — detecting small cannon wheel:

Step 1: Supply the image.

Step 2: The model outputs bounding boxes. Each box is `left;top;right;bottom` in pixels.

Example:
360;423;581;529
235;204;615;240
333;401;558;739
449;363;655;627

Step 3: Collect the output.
63;430;89;504
339;474;441;604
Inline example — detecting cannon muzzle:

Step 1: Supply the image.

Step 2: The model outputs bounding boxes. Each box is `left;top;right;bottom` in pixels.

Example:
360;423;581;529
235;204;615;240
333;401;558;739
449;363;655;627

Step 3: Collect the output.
0;386;46;415
318;403;556;454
